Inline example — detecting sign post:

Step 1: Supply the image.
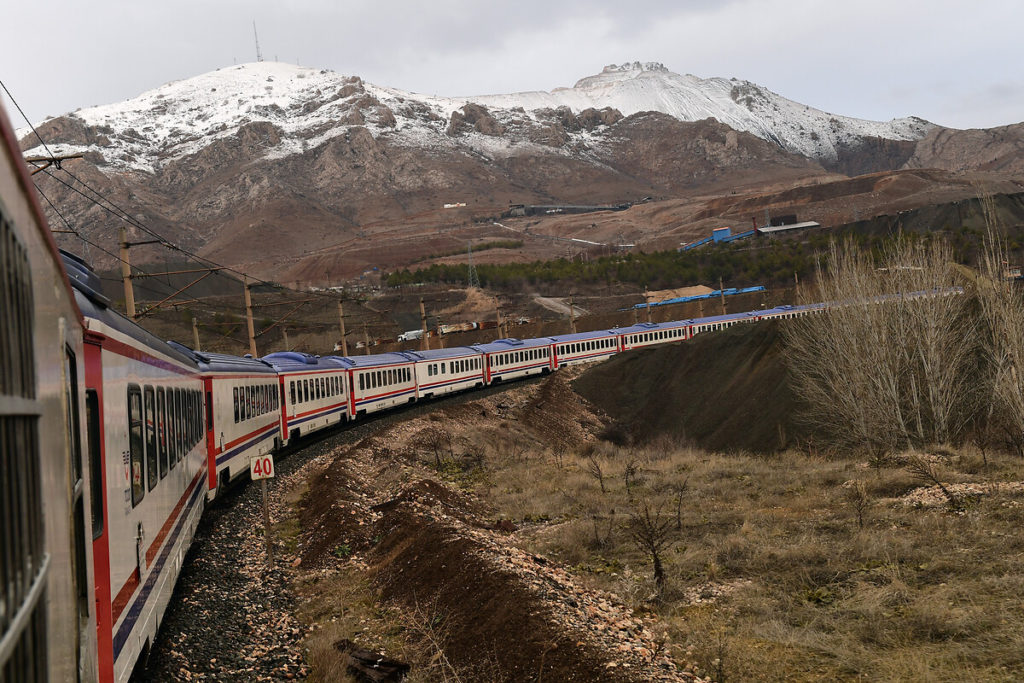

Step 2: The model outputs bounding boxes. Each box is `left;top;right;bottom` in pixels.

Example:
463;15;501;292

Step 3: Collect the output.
250;454;276;567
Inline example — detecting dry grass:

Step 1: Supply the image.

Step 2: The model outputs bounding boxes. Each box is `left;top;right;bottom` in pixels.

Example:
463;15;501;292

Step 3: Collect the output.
472;439;1024;681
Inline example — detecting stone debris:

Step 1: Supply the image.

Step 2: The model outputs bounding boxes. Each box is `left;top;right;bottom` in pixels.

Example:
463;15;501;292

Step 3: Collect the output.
896;480;1024;508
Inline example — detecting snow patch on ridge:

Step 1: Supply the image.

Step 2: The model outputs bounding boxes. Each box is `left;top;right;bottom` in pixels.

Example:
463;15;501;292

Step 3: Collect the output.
21;61;936;174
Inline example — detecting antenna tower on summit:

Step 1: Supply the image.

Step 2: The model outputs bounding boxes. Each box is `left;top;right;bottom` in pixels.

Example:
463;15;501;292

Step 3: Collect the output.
253;21;263;62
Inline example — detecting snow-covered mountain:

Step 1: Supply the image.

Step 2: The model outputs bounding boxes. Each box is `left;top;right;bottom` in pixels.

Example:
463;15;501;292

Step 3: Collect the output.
21;61;934;174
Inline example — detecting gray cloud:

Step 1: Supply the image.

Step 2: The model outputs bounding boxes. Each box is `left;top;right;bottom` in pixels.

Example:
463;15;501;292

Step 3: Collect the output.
1;0;1021;129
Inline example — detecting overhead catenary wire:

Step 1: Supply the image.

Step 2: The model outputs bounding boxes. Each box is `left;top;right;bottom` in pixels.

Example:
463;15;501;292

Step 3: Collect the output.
6;79;380;348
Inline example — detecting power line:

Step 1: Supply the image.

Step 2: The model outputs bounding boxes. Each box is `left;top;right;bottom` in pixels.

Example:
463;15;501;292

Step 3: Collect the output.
0;78;52;159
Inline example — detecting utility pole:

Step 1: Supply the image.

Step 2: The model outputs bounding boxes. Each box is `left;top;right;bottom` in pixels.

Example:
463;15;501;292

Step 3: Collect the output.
719;277;726;314
120;226;136;319
282;328;290;350
569;294;577;334
244;277;258;357
363;323;371;355
337;300;348;356
495;303;503;338
192;317;201;351
420;297;430;350
644;286;652;323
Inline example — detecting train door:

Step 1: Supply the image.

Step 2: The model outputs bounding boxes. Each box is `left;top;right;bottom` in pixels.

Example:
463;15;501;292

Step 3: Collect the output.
203;378;217;492
84;335;115;681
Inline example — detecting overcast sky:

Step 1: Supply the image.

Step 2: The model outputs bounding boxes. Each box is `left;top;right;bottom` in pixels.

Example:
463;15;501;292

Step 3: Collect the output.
2;0;1022;130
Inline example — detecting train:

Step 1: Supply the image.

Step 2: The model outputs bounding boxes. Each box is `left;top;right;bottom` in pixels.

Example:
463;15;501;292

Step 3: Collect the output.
0;101;817;682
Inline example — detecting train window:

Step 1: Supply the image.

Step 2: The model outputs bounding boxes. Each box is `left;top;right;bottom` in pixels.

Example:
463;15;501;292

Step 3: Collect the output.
144;387;159;487
289;381;295;405
85;389;104;539
165;388;175;466
358;374;364;391
177;389;185;459
170;389;178;458
233;387;240;423
303;379;309;402
128;386;145;506
441;362;446;374
206;390;213;434
168;390;177;458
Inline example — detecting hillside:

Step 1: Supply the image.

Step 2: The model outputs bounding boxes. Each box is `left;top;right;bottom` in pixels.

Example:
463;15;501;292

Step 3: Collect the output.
574;321;801;452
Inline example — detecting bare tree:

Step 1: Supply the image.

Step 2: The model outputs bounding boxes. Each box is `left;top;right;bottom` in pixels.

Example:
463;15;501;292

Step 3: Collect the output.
977;201;1024;454
784;238;978;457
628;498;676;595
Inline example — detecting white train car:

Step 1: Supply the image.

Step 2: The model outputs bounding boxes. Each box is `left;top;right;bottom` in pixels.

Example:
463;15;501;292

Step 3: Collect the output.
333;352;417;417
402;347;485;399
474;338;554;383
687;311;761;337
1;106;98;682
66;256;206;682
617;321;692;351
548;329;621;368
167;343;280;498
263;352;349;442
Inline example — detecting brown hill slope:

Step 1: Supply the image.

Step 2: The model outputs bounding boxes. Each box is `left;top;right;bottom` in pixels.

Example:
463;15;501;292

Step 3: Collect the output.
573;321;801;453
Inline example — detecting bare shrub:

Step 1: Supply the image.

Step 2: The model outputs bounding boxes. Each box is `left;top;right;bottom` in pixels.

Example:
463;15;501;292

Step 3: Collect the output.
844;480;870;529
906;454;961;510
628;498;676;595
416;426;454;467
584;453;607;493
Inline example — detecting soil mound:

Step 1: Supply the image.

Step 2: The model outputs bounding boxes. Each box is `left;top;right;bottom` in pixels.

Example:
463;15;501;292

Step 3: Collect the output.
573;321;802;453
293;386;699;681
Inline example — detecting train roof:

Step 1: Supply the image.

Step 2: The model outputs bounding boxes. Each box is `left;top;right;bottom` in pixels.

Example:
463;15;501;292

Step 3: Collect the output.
61;253;198;367
397;347;482;362
689;311;762;326
165;342;276;374
472;337;552;353
323;352;411;368
615;320;692;335
546;329;621;343
260;351;344;372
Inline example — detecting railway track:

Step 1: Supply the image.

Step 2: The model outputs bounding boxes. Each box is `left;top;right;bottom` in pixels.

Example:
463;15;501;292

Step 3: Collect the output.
141;378;542;680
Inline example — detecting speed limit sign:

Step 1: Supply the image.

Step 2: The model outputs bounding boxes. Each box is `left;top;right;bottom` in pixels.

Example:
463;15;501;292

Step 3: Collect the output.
250;454;275;480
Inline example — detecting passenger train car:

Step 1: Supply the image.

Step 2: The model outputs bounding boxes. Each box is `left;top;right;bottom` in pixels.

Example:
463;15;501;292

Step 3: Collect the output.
262;352;349;442
165;343;280;498
3;94;833;681
1;100;97;683
64;254;207;682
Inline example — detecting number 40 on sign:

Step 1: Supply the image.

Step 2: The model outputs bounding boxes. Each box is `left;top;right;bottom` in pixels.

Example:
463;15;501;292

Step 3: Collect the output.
250;454;275;480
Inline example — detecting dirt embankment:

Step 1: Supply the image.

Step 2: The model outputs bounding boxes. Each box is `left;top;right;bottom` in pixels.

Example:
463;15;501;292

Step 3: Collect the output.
293;379;701;682
573;321;802;453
